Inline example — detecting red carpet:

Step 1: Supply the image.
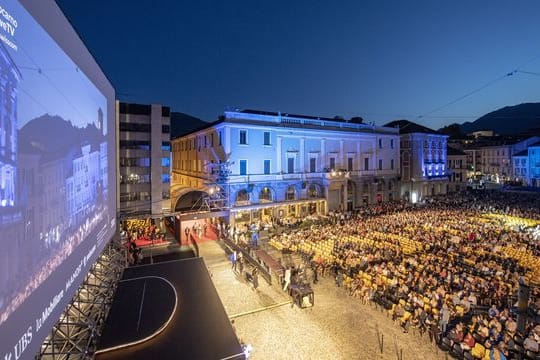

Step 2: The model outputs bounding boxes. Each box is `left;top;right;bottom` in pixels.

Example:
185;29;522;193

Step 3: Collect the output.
134;238;168;247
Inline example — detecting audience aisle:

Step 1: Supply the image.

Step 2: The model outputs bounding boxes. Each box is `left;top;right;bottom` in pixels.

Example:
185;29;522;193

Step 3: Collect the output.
199;240;446;360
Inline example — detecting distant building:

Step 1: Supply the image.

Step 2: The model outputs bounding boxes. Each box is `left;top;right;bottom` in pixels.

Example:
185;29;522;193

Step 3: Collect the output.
512;141;540;187
469;130;495;138
512;149;528;185
463;148;482;180
385;120;449;203
447;146;467;192
529;142;540;188
171;110;400;225
118;102;171;217
477;136;540;183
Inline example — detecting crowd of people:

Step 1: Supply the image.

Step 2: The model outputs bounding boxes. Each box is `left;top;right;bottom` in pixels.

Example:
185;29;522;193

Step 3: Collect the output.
121;219;168;265
122;219;166;245
269;190;540;359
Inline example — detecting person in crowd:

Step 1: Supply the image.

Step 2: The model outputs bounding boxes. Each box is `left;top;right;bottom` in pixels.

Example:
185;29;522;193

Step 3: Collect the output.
252;267;259;291
523;333;539;352
283;267;292;292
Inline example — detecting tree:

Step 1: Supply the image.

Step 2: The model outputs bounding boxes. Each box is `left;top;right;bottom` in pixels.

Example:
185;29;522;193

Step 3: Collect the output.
439;123;463;139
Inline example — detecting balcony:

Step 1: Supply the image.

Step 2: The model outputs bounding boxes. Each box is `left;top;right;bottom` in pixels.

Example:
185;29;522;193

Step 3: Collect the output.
282;173;302;180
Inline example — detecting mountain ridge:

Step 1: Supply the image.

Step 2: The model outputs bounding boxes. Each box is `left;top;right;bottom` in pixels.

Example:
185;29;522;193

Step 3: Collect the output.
439;102;540;136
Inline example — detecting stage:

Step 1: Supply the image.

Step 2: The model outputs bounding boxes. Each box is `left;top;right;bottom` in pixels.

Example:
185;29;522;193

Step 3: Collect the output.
95;257;244;360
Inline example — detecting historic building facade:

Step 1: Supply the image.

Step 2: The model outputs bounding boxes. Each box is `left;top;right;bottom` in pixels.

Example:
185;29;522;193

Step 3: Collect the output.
385;120;449;202
171;110;400;225
474;136;539;183
447;146;467;192
512;141;540;187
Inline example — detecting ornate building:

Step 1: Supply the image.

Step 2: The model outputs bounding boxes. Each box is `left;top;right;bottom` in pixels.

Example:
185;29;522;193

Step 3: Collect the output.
385;120;449;203
171;110;400;225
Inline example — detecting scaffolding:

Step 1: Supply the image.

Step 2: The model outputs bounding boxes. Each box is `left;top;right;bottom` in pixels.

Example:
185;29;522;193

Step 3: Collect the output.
36;237;126;360
190;161;231;212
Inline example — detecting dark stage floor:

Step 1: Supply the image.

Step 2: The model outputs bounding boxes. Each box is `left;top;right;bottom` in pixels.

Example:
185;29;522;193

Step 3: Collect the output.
96;257;244;360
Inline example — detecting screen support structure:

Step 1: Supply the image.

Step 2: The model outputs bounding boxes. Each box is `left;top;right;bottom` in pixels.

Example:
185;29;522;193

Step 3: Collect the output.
36;237;126;360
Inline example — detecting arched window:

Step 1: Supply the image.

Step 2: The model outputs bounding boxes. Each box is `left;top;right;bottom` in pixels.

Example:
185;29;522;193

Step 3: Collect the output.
362;182;369;194
236;189;250;204
307;184;320;198
377;180;383;192
260;187;273;202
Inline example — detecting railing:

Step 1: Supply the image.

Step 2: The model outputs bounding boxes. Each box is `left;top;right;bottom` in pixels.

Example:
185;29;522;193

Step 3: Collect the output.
224;111;399;134
222;237;273;285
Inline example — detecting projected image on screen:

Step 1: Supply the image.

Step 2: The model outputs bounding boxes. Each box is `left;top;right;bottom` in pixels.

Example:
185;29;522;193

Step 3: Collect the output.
0;0;111;326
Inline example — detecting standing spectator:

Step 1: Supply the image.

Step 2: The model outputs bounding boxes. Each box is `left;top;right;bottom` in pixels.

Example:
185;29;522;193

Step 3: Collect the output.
238;256;244;274
283;267;292;292
440;302;450;336
230;251;237;271
252;267;259;290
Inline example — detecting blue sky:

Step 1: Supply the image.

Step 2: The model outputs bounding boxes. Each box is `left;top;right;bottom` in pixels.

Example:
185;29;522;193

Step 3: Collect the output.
56;0;540;129
3;0;106;131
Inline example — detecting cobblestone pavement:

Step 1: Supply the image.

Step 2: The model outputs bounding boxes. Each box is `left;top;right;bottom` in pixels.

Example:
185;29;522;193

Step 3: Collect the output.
199;241;447;360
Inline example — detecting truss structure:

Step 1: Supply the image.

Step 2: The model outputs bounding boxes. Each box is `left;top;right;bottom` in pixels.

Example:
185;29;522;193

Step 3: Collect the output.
36;237;126;360
190;161;231;212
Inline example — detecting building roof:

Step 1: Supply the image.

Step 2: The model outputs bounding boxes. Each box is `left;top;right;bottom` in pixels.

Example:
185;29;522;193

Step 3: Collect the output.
513;149;528;157
119;102;170;117
384;120;441;135
241;109;340;122
447;146;466;156
174;109;397;139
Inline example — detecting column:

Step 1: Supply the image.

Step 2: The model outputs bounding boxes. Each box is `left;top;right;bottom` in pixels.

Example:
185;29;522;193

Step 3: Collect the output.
321;138;326;170
277;136;282;173
340;139;344;169
300;137;305;172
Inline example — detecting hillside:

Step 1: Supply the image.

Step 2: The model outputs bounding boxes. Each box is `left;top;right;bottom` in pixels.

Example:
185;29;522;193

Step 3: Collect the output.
459;103;540;135
170;112;209;139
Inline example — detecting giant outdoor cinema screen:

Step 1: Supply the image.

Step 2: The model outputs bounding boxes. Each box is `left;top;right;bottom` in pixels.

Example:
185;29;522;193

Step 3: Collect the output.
0;1;116;359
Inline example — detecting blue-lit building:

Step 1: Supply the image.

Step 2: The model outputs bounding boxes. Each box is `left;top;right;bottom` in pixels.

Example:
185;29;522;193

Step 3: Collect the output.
513;141;540;187
118;102;171;217
512;149;528;185
529;142;540;188
172;110;401;225
384;120;449;203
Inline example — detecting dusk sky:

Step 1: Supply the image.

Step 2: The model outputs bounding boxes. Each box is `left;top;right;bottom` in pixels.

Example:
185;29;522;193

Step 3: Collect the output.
5;0;107;130
56;0;540;129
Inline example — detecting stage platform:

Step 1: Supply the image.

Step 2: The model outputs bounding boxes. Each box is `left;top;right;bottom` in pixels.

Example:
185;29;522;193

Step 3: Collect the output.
96;257;244;360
